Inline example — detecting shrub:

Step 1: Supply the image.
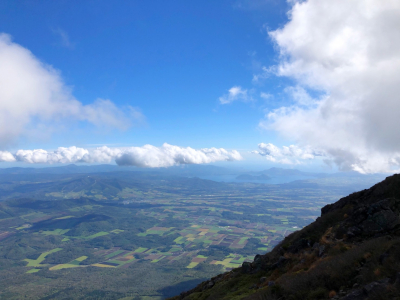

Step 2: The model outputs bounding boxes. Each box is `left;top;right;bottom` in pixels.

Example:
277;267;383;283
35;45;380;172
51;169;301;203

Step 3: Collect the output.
328;290;337;298
308;287;327;299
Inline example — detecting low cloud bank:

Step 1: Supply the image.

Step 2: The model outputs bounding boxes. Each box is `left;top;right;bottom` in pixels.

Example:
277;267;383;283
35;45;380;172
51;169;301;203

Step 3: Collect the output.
0;144;242;167
253;143;322;165
253;142;400;174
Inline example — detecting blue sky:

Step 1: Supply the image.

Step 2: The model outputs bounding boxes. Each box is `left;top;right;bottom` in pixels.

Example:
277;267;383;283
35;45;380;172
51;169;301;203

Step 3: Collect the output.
0;0;399;173
0;0;289;149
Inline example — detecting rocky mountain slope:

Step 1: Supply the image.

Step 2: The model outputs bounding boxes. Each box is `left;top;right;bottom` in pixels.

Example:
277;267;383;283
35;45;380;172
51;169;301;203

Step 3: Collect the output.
168;174;400;300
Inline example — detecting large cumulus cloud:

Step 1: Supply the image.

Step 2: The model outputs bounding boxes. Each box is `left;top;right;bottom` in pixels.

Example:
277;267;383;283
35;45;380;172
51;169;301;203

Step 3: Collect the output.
259;0;400;173
0;33;143;147
1;144;242;167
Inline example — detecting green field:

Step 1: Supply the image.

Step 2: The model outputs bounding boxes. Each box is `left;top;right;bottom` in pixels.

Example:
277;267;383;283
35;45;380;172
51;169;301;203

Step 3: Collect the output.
24;248;63;268
41;229;70;235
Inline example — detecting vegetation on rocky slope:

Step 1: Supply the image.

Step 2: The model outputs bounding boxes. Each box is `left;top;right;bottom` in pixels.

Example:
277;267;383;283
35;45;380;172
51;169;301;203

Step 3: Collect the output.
169;174;400;300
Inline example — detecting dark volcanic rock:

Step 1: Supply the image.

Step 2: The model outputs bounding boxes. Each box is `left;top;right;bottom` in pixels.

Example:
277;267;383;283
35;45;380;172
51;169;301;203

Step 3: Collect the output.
288;238;310;253
271;256;287;269
340;289;365;300
334;198;400;239
321;174;400;216
241;261;252;274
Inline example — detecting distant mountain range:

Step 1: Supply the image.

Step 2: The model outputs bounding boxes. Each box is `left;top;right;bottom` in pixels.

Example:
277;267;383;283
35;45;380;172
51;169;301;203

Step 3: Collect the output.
256;167;325;178
235;174;272;181
234;167;326;182
0;164;388;192
0;164;322;177
0;164;235;176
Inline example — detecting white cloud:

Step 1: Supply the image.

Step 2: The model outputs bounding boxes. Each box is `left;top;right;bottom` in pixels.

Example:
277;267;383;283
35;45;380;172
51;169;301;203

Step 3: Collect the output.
116;144;242;167
253;143;321;165
4;144;242;167
253;66;274;82
0;151;16;162
284;86;315;107
219;86;252;104
15;147;90;164
259;0;400;173
0;33;143;148
260;92;272;100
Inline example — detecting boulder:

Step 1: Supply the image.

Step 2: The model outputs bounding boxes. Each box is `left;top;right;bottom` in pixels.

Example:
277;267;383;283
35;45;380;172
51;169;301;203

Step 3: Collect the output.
241;262;252;274
268;281;275;287
340;289;365;300
271;256;287;269
318;245;326;257
362;281;387;297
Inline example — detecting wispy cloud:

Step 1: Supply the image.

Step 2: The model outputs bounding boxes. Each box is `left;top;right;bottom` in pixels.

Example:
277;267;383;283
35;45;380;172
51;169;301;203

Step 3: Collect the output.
0;33;143;148
219;86;253;104
260;92;272;100
252;66;275;83
0;144;242;167
52;28;75;49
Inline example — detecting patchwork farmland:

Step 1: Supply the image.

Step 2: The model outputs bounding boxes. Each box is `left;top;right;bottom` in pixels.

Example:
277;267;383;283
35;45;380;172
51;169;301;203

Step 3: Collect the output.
0;172;352;299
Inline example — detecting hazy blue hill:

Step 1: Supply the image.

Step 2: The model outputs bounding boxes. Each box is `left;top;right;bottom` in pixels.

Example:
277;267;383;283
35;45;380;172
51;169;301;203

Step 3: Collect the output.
259;167;323;177
236;174;271;181
152;164;236;176
0;164;235;177
0;164;123;174
0;171;235;201
0;166;388;202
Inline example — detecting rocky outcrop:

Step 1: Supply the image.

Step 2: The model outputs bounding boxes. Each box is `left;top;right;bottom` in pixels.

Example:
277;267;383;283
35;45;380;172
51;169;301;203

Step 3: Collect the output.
326;197;400;241
321;174;400;216
337;278;391;300
240;254;287;274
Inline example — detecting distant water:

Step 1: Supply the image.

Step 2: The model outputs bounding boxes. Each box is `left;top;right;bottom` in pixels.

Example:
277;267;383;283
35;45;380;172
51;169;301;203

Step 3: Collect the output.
197;175;313;184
